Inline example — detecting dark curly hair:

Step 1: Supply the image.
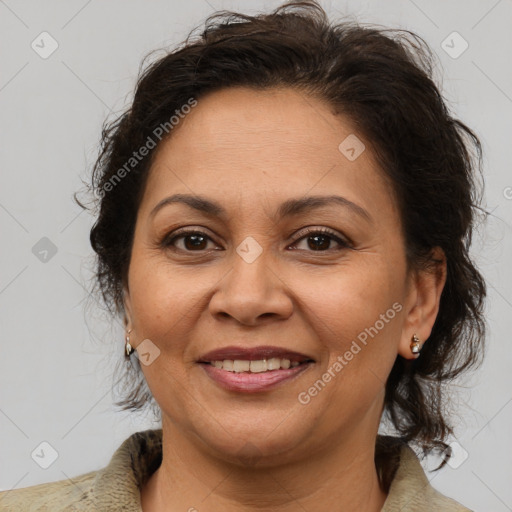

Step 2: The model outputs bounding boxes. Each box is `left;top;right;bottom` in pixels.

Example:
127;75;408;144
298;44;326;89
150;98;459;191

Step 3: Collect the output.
75;0;487;491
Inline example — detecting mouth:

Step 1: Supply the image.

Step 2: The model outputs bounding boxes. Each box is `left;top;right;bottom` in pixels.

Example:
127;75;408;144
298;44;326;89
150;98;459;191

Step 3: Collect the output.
197;345;315;392
197;345;315;372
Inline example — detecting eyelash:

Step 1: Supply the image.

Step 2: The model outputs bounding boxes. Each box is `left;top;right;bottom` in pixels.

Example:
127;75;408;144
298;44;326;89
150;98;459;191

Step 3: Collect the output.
162;227;352;253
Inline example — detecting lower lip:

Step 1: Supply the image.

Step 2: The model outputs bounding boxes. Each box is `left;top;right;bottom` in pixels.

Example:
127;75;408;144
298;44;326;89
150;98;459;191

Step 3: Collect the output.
199;362;313;392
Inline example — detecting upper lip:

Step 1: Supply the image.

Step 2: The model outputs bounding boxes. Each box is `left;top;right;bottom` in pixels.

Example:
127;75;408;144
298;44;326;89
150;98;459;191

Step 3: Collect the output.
198;345;314;363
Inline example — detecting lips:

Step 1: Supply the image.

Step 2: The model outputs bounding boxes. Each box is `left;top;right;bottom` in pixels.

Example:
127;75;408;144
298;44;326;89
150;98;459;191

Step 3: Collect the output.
198;345;314;364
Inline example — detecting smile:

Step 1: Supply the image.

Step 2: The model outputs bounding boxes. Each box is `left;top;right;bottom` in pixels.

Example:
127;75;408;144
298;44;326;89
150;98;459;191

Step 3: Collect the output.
197;345;315;392
199;359;314;393
210;358;301;372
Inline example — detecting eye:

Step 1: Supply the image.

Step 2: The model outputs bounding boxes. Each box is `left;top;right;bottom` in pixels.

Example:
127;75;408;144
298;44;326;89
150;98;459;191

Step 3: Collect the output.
290;227;351;252
162;227;351;253
163;230;219;252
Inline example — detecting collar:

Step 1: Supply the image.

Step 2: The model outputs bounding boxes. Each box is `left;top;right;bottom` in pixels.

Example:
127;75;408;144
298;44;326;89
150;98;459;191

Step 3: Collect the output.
93;429;470;511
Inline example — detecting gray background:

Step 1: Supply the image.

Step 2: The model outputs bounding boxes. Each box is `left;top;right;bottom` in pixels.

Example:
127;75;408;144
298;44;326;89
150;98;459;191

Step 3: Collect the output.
1;1;511;510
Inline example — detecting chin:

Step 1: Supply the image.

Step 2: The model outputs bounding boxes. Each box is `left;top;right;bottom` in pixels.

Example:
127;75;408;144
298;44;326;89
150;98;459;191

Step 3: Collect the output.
190;416;312;467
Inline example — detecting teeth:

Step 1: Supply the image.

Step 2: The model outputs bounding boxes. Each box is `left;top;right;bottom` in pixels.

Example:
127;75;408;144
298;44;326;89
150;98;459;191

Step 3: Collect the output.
267;357;282;370
210;358;302;372
222;360;234;371
233;360;250;372
249;360;267;373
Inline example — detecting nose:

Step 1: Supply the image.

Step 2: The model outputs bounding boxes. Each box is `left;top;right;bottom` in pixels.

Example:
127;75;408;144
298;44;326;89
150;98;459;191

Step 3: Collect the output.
208;247;293;326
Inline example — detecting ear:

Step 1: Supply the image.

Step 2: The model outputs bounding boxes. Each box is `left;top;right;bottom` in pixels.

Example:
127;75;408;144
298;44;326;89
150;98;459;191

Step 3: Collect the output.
398;247;447;360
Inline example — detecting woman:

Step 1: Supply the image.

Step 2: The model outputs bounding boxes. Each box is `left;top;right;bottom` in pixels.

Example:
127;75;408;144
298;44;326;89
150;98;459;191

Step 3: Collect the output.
0;1;486;510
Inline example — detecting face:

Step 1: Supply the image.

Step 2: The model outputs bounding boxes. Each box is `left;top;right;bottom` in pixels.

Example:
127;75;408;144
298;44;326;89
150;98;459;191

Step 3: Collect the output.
123;87;441;465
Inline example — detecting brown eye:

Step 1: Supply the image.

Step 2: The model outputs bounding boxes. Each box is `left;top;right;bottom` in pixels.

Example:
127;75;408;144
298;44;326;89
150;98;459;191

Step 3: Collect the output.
181;233;209;251
164;230;217;252
305;234;331;251
291;228;351;252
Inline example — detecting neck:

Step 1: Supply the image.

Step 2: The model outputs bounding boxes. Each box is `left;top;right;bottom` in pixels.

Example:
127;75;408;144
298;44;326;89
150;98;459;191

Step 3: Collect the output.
141;419;388;512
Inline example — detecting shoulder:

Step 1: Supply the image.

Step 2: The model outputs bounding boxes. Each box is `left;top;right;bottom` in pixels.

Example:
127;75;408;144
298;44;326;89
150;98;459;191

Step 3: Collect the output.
379;436;473;511
0;428;162;512
0;470;97;511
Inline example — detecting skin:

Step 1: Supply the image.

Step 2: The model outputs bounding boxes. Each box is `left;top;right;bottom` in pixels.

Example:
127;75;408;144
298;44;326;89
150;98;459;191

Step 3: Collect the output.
122;86;447;512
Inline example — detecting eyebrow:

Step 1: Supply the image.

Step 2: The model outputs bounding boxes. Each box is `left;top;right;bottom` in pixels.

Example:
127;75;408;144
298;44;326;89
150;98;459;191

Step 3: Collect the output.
149;193;373;224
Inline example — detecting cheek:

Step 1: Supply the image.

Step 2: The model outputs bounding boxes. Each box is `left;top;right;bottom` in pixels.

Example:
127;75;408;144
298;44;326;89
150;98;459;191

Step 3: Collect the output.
127;247;218;358
295;266;404;424
296;260;403;342
294;263;405;405
127;248;182;340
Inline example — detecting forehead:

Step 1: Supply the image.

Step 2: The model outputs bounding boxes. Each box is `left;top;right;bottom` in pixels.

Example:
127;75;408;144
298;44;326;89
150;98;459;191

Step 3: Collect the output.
140;87;397;222
159;86;356;161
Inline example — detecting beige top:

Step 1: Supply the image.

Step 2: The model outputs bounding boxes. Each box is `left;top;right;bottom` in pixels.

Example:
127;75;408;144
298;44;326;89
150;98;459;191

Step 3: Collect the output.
0;429;472;511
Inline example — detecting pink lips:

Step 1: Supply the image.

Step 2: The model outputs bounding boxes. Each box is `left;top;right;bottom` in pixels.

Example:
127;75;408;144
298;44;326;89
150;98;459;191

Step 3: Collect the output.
200;362;313;392
197;345;314;393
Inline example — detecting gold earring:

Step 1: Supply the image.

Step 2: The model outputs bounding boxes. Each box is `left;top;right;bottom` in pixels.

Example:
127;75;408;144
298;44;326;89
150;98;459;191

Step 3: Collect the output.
410;334;421;357
125;329;134;357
